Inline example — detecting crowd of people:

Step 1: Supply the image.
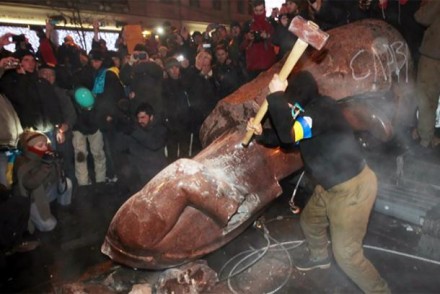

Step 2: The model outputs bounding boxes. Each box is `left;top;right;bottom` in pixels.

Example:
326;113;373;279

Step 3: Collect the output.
0;0;437;286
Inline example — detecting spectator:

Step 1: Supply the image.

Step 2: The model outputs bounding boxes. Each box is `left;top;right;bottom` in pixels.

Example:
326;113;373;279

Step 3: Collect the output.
186;51;218;154
120;43;164;117
13;130;72;232
240;0;277;80
213;25;230;49
38;63;77;186
119;102;167;192
107;50;123;69
71;87;107;186
285;0;306;18
0;50;64;149
228;21;248;82
162;57;192;162
32;22;57;67
158;45;170;61
145;33;160;57
72;49;94;90
413;0;440;151
272;12;298;60
191;31;204;55
115;28;128;60
212;45;244;99
89;49;125;183
57;35;83;89
306;0;348;31
91;21;108;54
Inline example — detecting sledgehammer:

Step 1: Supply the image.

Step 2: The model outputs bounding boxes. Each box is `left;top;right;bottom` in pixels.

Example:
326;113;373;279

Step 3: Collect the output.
242;16;329;147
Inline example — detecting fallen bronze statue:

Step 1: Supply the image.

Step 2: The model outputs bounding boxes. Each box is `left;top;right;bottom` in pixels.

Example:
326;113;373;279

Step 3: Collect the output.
101;19;416;269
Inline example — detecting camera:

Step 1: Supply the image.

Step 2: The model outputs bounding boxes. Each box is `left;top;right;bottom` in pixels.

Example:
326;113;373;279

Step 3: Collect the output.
6;60;19;68
133;52;148;60
202;43;211;49
42;150;63;165
251;31;263;43
11;34;26;43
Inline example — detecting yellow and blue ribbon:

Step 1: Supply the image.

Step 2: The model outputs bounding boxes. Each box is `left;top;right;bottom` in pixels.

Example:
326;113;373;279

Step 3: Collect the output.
291;116;312;143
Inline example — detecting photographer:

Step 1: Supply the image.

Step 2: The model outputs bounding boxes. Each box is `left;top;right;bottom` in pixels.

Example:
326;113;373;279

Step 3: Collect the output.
13;131;72;232
120;43;164;117
240;0;276;81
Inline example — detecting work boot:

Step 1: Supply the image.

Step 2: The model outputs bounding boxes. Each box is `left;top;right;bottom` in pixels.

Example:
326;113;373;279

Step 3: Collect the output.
294;255;331;271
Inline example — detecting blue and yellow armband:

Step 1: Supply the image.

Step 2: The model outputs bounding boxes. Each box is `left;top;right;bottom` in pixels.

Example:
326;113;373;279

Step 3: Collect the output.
291;116;312;143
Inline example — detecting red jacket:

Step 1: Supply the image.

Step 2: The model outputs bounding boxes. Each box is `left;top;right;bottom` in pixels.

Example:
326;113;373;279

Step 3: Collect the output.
241;13;276;72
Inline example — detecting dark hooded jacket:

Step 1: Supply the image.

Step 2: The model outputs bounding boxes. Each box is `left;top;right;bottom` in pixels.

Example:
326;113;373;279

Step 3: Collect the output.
261;71;365;189
0;71;63;132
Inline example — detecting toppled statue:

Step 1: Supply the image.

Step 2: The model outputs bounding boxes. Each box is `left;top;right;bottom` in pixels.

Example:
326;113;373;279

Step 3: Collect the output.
102;19;415;269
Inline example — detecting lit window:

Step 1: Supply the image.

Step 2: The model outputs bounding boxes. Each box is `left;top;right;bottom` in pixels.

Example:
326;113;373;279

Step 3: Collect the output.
0;25;119;53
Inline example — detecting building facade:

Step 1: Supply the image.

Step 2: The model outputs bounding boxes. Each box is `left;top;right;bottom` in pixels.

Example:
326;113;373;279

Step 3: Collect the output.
0;0;254;34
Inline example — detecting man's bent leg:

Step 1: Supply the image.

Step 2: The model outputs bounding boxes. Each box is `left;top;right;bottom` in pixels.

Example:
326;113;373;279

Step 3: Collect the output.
300;185;330;260
88;130;107;183
327;166;389;293
72;131;90;186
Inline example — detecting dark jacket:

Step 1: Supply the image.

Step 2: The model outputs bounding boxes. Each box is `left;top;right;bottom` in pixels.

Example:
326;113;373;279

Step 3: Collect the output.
120;62;164;116
122;118;168;183
0;71;63;132
185;67;219;133
311;0;349;31
72;105;100;135
162;76;192;133
93;68;126;132
271;19;297;60
213;61;243;99
262;72;365;189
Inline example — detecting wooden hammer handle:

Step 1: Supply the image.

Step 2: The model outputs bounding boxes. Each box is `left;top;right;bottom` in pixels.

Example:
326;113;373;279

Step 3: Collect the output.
242;39;309;146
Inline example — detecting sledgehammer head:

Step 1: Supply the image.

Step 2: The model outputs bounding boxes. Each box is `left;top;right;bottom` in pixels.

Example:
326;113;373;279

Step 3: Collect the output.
289;16;329;50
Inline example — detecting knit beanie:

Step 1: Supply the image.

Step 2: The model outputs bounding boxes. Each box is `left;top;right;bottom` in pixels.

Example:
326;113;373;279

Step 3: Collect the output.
26;132;47;147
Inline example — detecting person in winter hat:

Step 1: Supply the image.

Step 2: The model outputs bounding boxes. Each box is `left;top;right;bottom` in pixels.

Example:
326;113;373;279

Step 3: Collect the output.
13;130;72;232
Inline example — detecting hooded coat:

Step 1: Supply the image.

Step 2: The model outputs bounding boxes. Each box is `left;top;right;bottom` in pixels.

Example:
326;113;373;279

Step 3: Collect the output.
262;71;365;189
13;132;59;230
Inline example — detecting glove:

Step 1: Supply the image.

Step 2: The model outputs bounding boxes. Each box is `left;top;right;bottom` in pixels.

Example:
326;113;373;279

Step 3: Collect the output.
41;152;56;165
41;151;63;165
